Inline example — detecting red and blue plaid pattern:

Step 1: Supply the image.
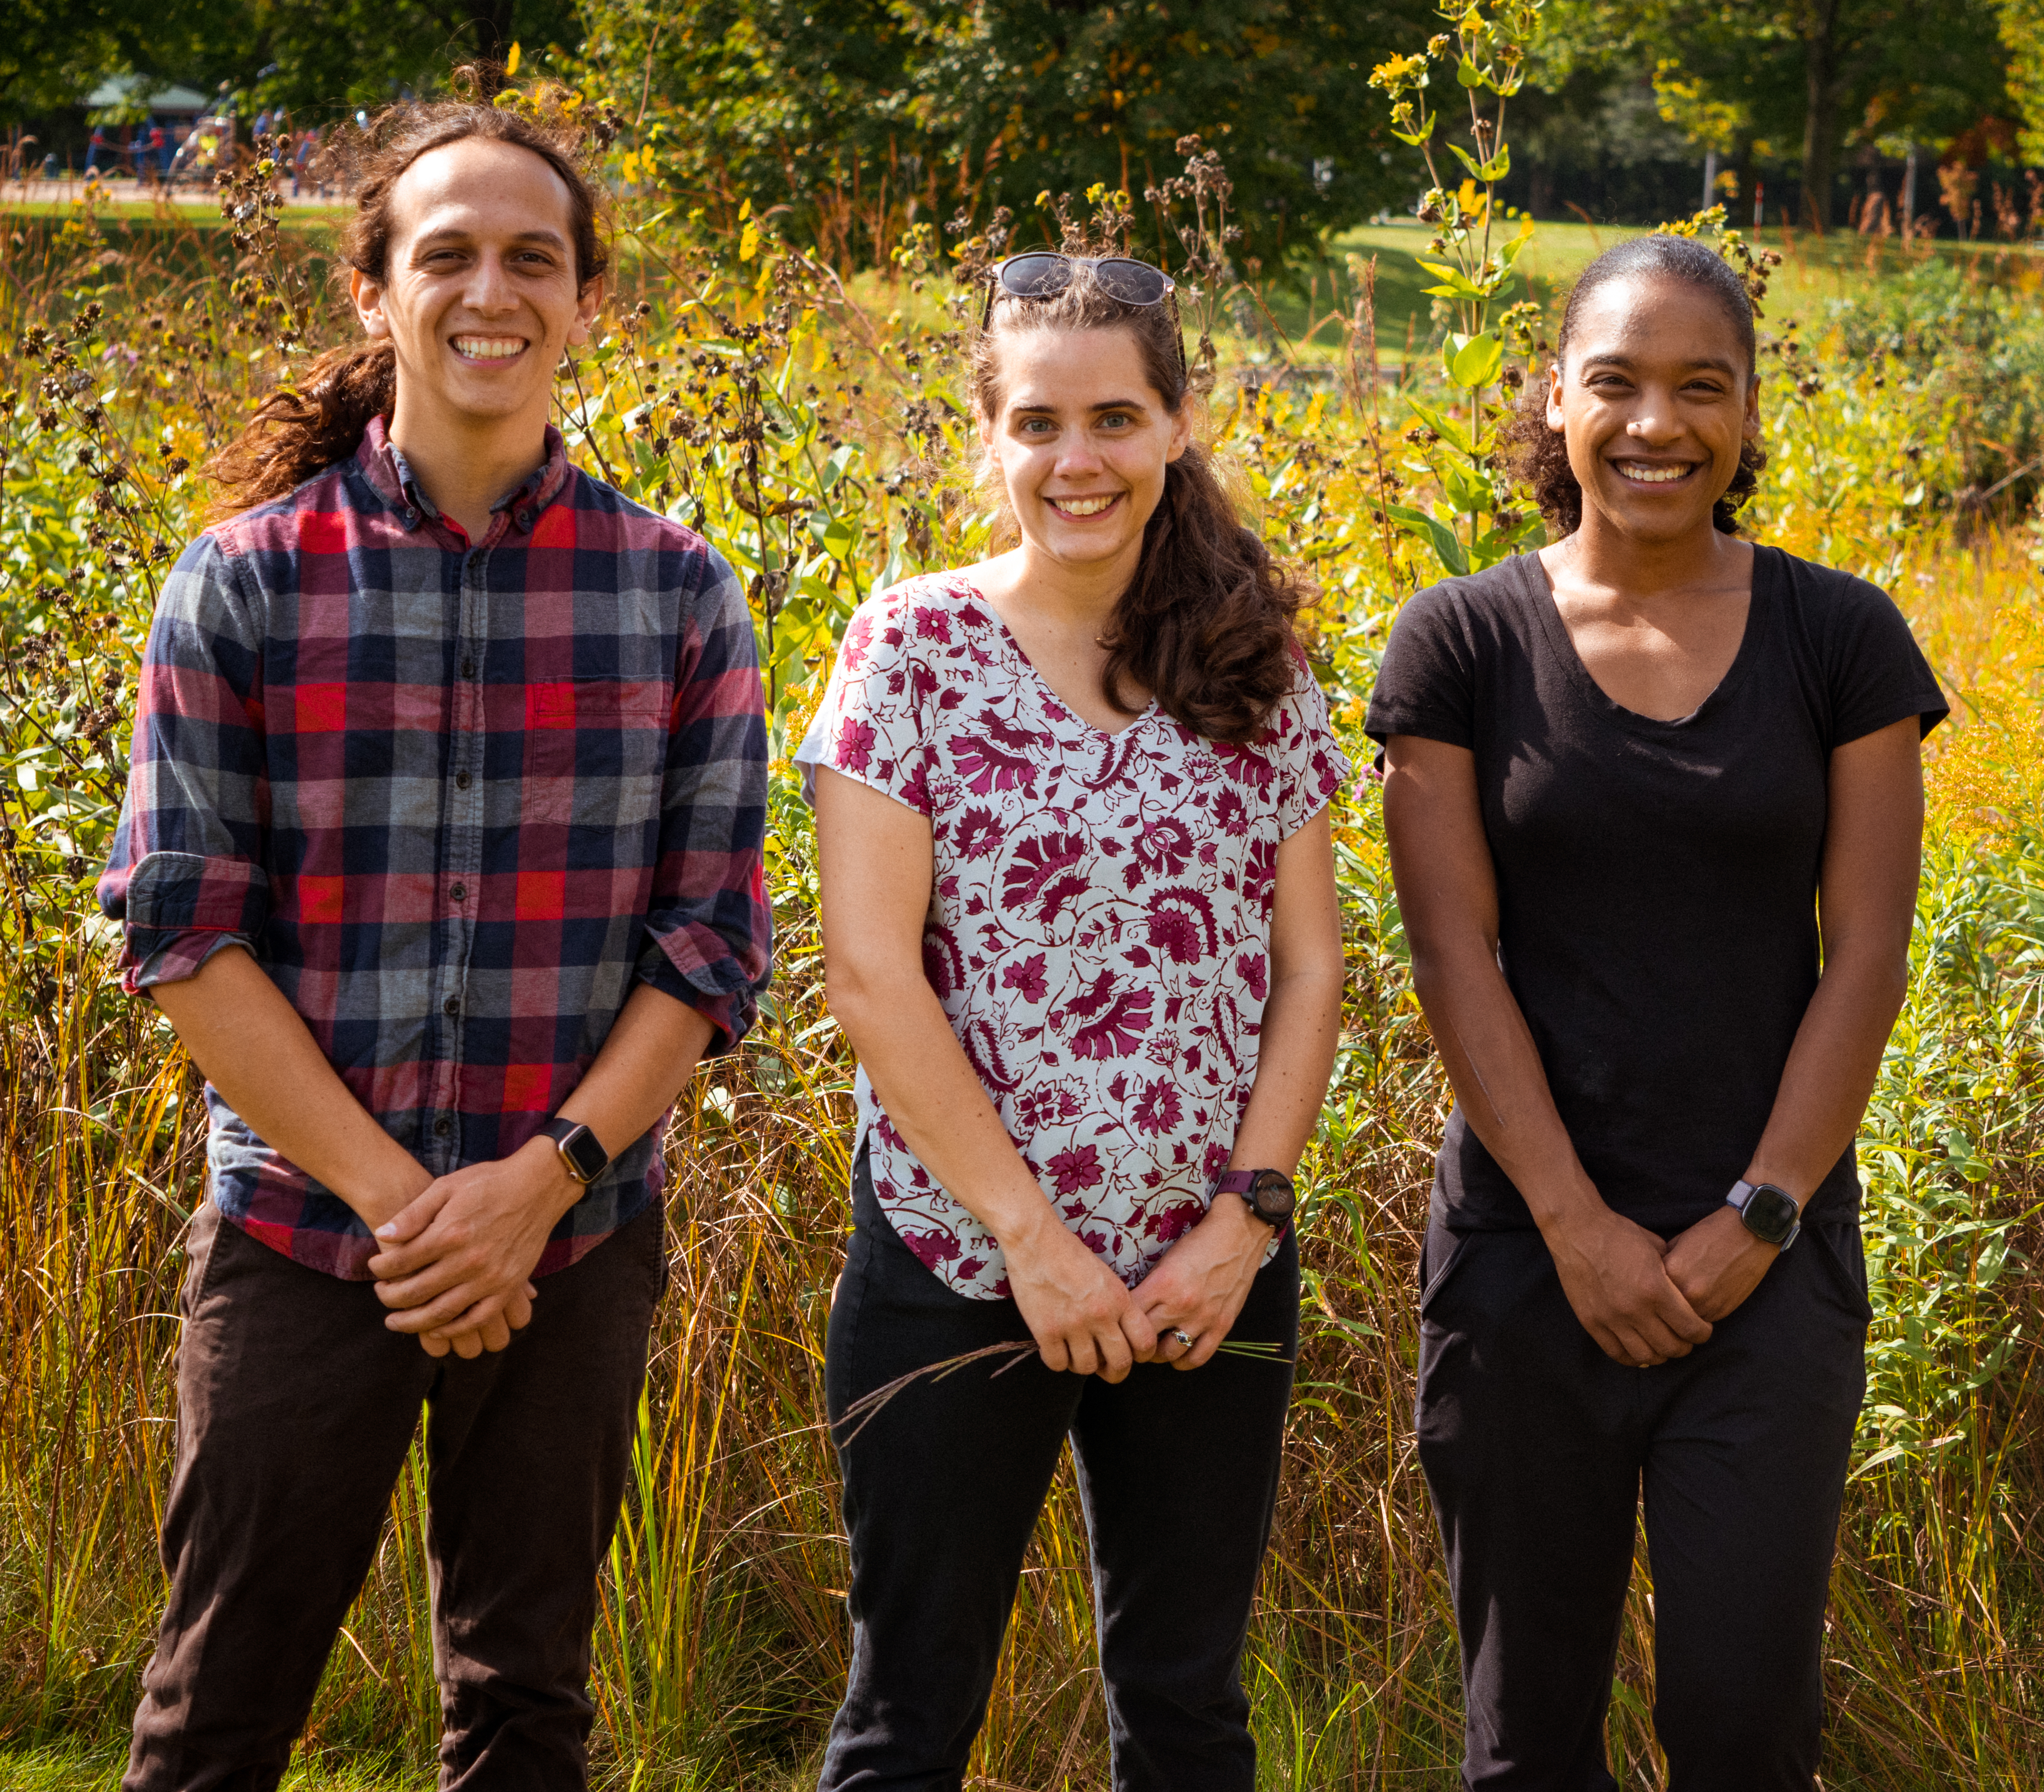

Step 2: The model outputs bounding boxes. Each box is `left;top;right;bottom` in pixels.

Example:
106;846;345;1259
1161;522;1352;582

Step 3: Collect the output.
98;419;771;1280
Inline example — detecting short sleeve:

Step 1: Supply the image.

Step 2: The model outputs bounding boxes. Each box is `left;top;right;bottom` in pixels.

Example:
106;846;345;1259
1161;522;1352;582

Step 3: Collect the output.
1274;667;1354;836
794;590;941;815
1363;580;1480;751
1809;565;1950;747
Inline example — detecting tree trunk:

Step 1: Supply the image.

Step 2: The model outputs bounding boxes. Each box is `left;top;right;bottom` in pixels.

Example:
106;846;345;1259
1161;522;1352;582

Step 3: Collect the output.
1799;0;1842;231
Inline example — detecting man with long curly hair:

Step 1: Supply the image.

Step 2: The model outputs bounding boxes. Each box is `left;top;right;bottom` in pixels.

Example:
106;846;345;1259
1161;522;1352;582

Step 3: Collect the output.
97;93;770;1790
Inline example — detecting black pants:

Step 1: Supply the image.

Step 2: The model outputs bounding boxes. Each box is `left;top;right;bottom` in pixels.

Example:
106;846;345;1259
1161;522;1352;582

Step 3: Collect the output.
820;1155;1299;1792
124;1201;665;1792
1414;1216;1872;1792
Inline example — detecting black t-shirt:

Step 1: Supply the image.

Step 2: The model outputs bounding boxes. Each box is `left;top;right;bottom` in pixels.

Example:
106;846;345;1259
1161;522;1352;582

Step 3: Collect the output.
1365;546;1949;1233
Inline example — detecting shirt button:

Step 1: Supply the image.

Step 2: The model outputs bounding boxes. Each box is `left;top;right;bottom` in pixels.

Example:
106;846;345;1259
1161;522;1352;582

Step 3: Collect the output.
515;508;533;529
461;658;478;679
455;771;472;790
433;1117;452;1138
443;996;460;1016
450;882;467;900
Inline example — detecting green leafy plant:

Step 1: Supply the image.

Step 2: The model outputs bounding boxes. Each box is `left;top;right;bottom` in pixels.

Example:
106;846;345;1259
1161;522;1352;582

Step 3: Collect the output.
1369;0;1547;575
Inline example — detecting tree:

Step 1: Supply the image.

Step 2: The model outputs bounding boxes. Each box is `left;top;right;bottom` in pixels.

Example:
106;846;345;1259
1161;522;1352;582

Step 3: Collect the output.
594;0;1436;271
2004;0;2044;160
1539;0;2009;226
87;0;581;123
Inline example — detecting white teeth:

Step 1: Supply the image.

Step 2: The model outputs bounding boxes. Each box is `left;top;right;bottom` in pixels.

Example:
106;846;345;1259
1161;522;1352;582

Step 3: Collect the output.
1617;462;1693;484
453;337;525;360
1051;495;1117;516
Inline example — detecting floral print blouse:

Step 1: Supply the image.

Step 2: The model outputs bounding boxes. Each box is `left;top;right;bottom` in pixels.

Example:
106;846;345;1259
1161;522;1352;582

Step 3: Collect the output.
797;573;1350;1299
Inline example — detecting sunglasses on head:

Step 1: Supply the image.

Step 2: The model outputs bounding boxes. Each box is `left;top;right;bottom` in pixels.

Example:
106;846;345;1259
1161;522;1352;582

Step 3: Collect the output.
982;253;1188;376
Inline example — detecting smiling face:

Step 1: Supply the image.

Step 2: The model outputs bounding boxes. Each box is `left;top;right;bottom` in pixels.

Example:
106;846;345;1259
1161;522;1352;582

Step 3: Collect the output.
980;323;1193;579
350;137;601;437
1546;274;1760;546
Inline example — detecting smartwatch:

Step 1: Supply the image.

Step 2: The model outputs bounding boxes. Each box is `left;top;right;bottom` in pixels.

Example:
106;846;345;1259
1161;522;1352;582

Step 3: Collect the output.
1725;1178;1800;1250
539;1117;610;1186
1212;1168;1297;1235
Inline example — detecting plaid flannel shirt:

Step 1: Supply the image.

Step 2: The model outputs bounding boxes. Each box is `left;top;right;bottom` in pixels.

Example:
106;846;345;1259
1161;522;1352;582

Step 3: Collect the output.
98;418;771;1280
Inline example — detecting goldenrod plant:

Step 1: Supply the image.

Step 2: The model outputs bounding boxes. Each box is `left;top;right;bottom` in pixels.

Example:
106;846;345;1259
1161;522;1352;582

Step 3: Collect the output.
1369;0;1548;574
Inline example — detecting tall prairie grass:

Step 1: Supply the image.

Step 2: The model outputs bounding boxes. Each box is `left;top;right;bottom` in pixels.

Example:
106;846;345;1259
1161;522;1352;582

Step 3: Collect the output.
4;133;2044;1789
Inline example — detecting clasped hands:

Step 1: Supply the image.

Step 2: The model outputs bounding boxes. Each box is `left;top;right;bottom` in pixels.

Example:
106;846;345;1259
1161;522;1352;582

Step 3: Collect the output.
1002;1194;1272;1384
365;1136;581;1360
1546;1202;1781;1368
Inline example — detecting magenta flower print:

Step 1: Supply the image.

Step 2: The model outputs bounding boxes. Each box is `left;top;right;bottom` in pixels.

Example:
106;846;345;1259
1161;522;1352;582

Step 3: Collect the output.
1002;952;1050;1003
900;753;934;814
1143;1197;1205;1243
923;926;965;999
899;1226;963;1271
835;716;878;776
1146;906;1202;965
1244;839;1279;913
954;806;1003;860
1212;739;1277;795
914;604;953;643
1069;982;1155;1060
953;732;1037;796
1145;887;1219;965
1214;788;1250;837
1016;1079;1083;1131
953;709;1050;795
1131;816;1195;882
1002;833;1089;918
1047;1143;1105;1195
1237;950;1269;1002
1131;1076;1184;1136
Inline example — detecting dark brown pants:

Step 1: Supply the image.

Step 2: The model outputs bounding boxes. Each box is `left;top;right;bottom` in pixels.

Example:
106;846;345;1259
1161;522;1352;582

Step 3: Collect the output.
124;1200;665;1792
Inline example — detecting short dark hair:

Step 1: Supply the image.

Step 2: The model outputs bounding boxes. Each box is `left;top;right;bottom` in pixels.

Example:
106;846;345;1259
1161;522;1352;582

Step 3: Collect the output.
1505;234;1765;538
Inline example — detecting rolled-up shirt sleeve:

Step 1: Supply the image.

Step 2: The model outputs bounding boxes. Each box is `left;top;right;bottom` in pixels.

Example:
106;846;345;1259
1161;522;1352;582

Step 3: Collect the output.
97;534;272;991
635;547;771;1055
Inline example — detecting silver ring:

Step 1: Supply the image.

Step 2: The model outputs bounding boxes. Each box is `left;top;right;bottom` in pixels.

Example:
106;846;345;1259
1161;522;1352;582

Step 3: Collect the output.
1172;1329;1194;1349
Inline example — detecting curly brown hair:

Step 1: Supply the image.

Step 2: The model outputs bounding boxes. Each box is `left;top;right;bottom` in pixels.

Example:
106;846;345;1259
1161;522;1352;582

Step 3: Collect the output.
203;88;607;520
972;273;1309;745
1502;233;1767;537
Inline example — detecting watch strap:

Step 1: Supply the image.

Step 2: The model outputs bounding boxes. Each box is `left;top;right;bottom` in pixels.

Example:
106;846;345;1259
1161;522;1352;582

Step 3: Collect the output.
1211;1168;1295;1238
539;1117;609;1185
1726;1178;1801;1250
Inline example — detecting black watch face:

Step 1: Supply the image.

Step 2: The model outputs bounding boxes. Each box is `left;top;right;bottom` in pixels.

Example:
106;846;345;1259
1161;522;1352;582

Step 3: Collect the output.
1745;1184;1798;1243
560;1126;608;1184
1249;1170;1297;1224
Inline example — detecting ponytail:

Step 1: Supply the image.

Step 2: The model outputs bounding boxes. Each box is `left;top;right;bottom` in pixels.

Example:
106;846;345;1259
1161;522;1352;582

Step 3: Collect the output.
1100;444;1304;744
202;341;396;521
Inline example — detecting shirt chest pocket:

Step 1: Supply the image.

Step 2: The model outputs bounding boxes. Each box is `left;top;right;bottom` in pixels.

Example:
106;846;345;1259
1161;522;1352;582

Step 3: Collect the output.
521;679;672;828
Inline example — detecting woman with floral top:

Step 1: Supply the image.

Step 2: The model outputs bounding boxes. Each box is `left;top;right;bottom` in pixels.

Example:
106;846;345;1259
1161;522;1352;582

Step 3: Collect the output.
795;253;1348;1790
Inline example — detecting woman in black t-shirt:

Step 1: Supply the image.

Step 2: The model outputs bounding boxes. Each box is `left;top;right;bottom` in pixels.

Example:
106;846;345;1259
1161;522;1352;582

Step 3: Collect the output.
1366;235;1946;1790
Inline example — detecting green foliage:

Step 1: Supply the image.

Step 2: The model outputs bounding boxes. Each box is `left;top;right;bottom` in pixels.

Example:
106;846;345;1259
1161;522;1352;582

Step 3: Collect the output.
1539;0;2010;222
1368;0;1548;575
79;0;581;122
2008;0;2044;163
577;0;1434;274
1820;255;2044;514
